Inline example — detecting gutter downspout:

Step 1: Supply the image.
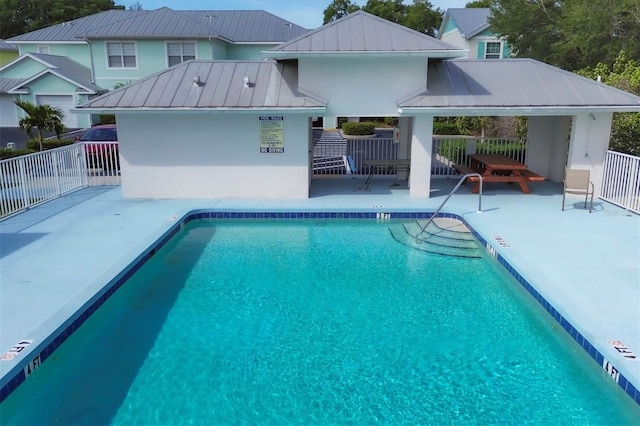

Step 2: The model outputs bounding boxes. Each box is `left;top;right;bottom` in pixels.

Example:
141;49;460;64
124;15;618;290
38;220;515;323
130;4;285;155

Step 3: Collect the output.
85;38;96;84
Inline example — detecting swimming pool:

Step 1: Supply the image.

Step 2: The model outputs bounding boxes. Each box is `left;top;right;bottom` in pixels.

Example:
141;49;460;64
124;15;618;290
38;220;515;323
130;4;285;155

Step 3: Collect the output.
1;217;639;424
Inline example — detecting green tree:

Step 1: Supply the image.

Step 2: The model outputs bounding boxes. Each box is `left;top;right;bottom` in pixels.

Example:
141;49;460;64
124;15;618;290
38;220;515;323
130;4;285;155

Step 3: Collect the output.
558;0;640;71
466;0;491;7
363;0;442;35
323;0;361;24
14;100;66;151
488;0;640;71
576;51;640;155
324;0;442;35
402;0;442;36
488;0;564;66
0;0;125;39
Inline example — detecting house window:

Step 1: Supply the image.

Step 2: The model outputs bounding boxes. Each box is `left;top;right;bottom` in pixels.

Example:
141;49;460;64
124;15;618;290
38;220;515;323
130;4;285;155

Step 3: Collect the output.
107;42;137;68
167;42;196;67
37;46;50;54
485;41;502;59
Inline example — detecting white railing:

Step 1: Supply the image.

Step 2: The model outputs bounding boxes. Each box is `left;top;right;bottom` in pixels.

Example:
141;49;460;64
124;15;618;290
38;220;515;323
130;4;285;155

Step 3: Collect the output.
0;142;120;219
312;137;399;176
313;135;528;177
432;136;528;177
83;142;121;186
600;150;640;214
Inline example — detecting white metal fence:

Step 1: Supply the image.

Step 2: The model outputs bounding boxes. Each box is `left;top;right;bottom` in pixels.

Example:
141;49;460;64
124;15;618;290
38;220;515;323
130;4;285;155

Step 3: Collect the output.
431;136;527;176
600;150;640;214
312;135;527;177
0;142;120;219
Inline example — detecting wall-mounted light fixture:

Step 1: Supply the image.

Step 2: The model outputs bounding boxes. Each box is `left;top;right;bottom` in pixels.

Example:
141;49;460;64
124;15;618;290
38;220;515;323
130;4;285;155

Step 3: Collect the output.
589;113;596;121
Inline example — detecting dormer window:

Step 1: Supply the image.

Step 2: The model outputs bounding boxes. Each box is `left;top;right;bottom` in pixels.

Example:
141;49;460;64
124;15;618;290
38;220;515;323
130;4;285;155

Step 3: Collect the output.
485;41;503;59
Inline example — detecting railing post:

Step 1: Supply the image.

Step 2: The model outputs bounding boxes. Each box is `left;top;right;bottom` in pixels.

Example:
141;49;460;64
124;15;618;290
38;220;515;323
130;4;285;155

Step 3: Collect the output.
52;150;62;196
18;157;28;211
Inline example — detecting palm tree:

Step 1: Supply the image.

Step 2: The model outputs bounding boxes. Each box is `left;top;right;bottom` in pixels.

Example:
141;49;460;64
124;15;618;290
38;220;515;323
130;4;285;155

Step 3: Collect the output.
14;100;66;151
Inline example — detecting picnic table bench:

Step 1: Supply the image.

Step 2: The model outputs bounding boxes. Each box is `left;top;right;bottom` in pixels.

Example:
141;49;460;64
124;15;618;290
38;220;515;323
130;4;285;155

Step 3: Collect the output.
452;154;544;193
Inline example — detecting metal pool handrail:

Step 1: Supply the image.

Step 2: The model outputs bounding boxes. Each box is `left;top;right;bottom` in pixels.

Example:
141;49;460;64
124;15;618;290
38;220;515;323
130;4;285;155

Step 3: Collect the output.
415;173;483;241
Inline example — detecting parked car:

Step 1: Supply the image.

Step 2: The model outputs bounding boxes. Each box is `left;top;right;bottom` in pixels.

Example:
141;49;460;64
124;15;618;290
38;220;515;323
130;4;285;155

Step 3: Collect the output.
76;124;119;171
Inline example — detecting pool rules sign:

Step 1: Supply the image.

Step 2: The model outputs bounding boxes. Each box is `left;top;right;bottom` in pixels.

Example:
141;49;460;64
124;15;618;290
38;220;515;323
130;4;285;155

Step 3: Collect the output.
259;116;284;153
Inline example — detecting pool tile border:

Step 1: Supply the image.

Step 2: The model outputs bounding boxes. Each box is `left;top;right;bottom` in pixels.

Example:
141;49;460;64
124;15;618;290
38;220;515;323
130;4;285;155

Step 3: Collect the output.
1;210;638;407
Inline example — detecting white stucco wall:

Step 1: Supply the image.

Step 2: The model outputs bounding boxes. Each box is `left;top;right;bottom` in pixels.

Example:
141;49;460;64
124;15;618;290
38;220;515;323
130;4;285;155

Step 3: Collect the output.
440;32;469;57
116;113;311;199
298;57;428;117
527;116;571;182
567;112;613;195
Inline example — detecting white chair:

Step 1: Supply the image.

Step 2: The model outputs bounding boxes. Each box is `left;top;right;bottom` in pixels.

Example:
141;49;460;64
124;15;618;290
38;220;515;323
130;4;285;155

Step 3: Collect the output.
562;168;594;213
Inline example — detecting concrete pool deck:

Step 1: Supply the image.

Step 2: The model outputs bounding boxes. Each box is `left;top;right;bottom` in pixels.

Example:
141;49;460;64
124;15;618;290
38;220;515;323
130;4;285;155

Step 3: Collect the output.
1;177;639;404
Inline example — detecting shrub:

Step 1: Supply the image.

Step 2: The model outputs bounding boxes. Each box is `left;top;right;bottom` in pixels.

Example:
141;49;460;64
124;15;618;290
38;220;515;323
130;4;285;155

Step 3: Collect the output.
26;138;75;151
437;139;466;162
341;121;375;135
0;148;37;160
384;117;399;127
433;122;462;135
337;117;348;128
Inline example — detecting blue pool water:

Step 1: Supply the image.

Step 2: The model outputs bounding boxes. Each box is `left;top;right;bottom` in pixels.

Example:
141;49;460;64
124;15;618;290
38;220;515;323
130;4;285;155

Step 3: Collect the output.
1;219;639;424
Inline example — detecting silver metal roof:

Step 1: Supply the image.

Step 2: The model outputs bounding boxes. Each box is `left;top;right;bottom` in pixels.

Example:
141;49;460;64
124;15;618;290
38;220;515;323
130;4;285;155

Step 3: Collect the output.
268;11;464;57
7;8;308;44
0;78;24;92
0;53;101;93
439;8;490;39
0;39;17;51
77;60;325;111
398;59;640;112
179;10;309;43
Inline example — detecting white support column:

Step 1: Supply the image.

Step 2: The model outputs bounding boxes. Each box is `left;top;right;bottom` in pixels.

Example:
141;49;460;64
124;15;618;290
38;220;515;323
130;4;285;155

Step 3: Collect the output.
397;117;412;180
409;116;434;198
568;112;613;195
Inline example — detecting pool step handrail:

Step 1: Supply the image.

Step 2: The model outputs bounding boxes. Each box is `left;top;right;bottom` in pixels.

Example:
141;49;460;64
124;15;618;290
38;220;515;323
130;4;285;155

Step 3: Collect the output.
415;173;483;242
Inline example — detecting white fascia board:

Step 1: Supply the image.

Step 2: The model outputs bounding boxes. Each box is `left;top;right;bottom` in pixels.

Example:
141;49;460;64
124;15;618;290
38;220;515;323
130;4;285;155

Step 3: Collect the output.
263;50;467;60
398;106;640;116
234;42;283;45
70;107;327;115
7;40;87;44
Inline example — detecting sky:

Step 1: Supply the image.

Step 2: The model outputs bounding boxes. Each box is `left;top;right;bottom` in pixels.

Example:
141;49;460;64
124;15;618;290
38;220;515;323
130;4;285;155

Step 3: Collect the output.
118;0;469;29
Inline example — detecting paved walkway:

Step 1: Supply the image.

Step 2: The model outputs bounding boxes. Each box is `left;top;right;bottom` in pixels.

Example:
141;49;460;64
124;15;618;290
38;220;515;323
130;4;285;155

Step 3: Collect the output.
1;178;639;403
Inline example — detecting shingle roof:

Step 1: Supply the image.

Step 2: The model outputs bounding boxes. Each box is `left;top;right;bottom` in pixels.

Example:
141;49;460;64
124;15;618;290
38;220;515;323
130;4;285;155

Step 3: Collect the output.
7;8;308;44
441;8;491;39
268;10;463;57
398;59;640;112
76;60;326;110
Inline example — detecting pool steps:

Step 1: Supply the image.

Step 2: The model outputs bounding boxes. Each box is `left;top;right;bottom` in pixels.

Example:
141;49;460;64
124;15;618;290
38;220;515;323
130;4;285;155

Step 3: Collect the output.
388;218;483;258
